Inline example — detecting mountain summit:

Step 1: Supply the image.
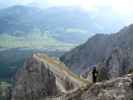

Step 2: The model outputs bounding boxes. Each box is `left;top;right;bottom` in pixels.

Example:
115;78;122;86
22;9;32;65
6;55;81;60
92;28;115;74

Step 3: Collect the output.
11;53;88;100
60;24;133;74
11;53;133;100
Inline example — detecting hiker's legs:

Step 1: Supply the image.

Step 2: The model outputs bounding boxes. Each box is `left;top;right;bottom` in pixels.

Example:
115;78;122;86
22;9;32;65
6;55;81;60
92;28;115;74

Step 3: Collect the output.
93;75;96;83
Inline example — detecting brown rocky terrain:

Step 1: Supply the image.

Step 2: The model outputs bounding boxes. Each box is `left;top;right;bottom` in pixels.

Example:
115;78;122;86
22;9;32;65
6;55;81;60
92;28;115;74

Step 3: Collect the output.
42;73;133;100
11;53;133;100
11;53;88;100
80;74;133;100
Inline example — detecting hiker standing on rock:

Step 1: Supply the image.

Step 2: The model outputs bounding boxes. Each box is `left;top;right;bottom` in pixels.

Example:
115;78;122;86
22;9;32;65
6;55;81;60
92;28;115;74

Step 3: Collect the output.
92;66;98;83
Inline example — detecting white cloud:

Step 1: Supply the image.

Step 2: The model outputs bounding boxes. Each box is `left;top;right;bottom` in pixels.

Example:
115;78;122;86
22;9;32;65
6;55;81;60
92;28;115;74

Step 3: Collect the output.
1;0;133;14
0;0;133;24
111;0;133;15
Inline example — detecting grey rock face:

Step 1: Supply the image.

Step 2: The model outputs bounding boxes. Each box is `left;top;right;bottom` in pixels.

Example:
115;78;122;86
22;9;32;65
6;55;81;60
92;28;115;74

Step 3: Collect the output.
44;74;133;100
11;53;133;100
81;74;133;100
81;47;133;82
11;53;88;100
60;34;111;74
60;24;133;74
97;47;133;81
11;55;58;100
106;48;127;78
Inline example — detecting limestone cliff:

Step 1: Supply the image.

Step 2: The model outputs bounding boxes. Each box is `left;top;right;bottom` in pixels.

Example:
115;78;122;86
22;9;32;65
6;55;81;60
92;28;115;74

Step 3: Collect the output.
11;53;88;100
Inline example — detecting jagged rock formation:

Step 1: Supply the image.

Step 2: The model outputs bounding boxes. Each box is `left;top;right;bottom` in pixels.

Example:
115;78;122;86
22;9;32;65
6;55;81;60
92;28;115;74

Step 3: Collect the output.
80;47;133;81
44;73;133;100
11;53;88;100
11;53;133;100
80;66;95;82
42;73;133;100
80;74;133;100
97;47;133;80
60;24;133;74
11;54;57;100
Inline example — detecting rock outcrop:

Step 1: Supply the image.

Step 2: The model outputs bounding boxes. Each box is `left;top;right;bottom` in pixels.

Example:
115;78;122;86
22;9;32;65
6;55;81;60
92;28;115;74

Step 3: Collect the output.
11;53;88;100
97;47;133;80
60;24;133;74
11;54;57;100
80;74;133;100
11;53;133;100
43;73;133;100
80;47;133;81
60;34;111;74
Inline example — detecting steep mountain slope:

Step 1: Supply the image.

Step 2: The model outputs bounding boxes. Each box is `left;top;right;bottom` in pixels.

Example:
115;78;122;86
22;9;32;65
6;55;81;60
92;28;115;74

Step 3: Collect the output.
97;47;132;80
11;53;133;100
60;24;133;74
11;53;88;100
60;34;111;73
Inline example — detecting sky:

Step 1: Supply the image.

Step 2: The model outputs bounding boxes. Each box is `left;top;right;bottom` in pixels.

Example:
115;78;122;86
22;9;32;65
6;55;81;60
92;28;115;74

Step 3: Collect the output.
1;0;133;17
0;0;133;14
47;0;133;16
0;0;133;31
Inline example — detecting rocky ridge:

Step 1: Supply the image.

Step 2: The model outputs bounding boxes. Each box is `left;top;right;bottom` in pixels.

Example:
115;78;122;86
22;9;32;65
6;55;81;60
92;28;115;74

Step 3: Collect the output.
11;53;88;100
60;24;133;74
43;73;133;100
80;73;133;100
11;53;133;100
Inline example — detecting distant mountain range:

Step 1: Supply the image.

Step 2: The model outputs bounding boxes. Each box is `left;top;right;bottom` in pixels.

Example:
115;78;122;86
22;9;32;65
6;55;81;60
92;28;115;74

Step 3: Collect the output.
0;5;91;45
0;5;127;48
